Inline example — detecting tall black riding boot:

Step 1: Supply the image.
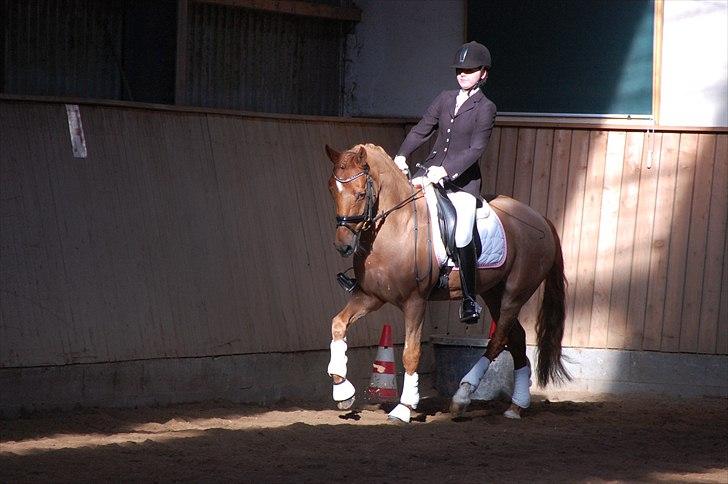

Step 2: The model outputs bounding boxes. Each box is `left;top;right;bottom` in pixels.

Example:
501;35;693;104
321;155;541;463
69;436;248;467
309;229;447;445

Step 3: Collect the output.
456;241;482;324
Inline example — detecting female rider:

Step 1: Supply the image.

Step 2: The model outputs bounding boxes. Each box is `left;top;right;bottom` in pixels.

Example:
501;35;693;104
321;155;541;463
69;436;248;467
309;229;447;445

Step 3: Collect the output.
394;41;496;324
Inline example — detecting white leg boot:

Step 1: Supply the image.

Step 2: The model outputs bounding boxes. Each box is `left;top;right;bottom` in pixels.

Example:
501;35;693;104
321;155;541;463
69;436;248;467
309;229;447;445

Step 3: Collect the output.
388;372;419;424
450;356;491;416
328;339;355;407
504;365;531;419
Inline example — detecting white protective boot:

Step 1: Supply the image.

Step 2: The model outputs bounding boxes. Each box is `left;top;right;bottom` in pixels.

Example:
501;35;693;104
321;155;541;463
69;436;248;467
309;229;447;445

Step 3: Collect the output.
504;365;531;419
450;356;490;416
388;372;419;423
328;339;355;406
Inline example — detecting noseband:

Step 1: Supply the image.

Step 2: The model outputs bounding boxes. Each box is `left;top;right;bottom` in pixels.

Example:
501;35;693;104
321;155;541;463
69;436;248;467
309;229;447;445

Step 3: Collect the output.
334;168;376;235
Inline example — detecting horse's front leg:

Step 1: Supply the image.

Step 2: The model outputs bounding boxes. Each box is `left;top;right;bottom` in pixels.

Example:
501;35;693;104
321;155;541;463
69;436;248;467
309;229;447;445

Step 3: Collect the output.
328;291;383;410
387;298;426;424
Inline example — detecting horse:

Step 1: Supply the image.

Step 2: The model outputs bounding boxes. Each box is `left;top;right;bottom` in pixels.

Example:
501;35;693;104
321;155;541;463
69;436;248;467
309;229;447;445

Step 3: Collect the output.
325;143;569;423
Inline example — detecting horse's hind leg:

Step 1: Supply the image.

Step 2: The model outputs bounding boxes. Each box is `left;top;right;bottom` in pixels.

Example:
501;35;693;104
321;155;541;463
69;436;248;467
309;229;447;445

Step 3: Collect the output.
451;292;531;417
503;320;532;419
329;292;383;410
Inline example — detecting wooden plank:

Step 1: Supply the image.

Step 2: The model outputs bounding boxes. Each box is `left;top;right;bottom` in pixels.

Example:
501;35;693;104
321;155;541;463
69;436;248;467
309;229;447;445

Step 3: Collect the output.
495;128;518;196
717;232;728;355
589;131;626;348
679;134;716;352
529;129;554;215
624;133;662;350
571;130;608;347
519;129;554;339
642;132;681;350
546;129;573;234
0;104;73;367
661;133;699;352
481;127;501;196
205;115;266;352
560;130;590;346
699;134;727;353
512;128;536;204
41;104;100;365
607;131;645;348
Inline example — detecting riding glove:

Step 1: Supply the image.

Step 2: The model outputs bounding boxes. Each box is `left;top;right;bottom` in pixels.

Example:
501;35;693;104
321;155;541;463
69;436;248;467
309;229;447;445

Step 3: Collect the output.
426;165;448;185
393;155;410;175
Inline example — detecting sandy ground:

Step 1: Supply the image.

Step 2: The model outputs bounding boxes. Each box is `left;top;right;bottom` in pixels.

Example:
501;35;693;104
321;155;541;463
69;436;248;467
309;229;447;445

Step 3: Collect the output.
1;392;726;483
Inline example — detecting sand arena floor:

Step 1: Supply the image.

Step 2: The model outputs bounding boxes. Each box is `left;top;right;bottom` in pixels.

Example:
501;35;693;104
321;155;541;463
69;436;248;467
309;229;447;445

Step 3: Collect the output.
1;393;726;483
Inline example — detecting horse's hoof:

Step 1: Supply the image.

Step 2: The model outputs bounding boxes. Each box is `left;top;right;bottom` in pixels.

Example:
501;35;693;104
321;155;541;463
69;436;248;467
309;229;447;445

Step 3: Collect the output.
503;408;521;419
503;404;523;419
386;415;408;425
337;395;355;410
387;403;411;424
450;382;474;417
449;400;468;418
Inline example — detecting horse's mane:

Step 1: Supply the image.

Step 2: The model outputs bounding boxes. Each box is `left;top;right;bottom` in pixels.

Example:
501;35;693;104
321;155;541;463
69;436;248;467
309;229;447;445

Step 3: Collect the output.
342;143;407;182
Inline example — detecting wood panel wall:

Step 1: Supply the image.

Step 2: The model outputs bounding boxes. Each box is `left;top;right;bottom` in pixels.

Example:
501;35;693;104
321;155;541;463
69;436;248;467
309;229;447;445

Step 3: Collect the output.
1;99;726;371
435;126;728;357
0;100;406;367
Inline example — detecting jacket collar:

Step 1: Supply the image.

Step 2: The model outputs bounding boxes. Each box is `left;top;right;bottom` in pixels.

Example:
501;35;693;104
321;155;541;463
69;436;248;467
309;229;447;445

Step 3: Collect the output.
449;89;484;118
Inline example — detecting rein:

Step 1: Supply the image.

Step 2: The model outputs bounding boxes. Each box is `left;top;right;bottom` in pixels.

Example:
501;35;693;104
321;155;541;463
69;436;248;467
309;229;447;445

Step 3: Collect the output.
334;169;423;234
334;165;433;290
334;169;376;233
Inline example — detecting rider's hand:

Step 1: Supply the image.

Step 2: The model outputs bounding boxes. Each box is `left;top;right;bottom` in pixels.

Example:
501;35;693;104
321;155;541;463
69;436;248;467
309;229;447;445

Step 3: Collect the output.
394;155;410;176
426;165;448;185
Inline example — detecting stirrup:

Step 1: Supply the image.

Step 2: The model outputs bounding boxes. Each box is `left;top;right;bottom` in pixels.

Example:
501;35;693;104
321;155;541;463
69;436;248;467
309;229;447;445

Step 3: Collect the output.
459;299;482;324
336;269;358;292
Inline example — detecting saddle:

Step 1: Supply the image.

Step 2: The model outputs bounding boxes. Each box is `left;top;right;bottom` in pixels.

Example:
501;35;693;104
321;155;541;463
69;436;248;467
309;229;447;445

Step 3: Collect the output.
432;184;494;263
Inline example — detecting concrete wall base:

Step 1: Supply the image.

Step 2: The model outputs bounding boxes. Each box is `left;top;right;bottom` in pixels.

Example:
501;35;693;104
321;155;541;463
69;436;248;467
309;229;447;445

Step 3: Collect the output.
527;346;728;399
1;344;725;417
0;345;435;418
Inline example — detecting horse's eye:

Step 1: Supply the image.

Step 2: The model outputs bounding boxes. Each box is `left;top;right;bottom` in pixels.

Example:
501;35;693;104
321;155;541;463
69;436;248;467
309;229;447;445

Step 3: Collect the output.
355;192;366;200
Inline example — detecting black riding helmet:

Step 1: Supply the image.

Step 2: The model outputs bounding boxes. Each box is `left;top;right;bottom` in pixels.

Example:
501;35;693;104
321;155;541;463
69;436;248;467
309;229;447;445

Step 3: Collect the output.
451;41;492;70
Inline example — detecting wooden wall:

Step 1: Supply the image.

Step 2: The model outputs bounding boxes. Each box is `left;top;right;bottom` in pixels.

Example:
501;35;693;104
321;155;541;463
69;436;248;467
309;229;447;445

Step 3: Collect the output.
1;99;726;372
435;125;728;357
0;100;407;367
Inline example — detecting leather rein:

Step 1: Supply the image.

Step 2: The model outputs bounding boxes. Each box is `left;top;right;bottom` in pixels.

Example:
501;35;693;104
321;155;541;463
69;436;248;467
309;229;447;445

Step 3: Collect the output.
333;167;422;234
333;167;433;286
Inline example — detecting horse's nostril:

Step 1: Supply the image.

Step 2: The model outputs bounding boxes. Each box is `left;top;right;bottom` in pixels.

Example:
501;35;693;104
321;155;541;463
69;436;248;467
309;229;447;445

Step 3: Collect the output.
337;245;353;257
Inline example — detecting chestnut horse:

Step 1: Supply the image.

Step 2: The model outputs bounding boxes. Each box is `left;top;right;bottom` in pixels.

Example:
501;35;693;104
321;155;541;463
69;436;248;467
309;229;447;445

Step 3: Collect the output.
325;143;568;423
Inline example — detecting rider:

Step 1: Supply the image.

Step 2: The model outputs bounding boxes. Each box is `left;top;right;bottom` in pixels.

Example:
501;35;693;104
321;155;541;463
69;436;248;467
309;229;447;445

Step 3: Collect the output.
394;41;497;324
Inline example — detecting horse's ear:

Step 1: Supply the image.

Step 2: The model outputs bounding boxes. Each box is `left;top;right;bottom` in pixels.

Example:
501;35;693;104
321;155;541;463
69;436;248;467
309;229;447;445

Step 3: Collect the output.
325;144;340;164
355;145;367;168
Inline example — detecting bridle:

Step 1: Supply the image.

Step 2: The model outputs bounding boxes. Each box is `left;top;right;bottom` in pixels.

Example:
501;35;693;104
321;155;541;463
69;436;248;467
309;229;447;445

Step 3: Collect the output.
333;167;423;237
334;168;377;234
333;165;432;289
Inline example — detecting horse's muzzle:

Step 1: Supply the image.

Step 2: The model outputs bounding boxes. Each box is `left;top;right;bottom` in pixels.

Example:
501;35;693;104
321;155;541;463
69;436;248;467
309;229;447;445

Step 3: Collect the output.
335;242;355;257
334;229;357;257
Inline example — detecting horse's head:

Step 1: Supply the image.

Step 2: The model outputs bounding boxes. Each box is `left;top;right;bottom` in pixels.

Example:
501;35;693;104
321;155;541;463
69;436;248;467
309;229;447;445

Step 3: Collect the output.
325;144;377;257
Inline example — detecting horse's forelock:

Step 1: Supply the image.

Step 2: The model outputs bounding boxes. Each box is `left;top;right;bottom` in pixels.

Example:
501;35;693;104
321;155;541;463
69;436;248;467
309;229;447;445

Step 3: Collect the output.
336;144;397;177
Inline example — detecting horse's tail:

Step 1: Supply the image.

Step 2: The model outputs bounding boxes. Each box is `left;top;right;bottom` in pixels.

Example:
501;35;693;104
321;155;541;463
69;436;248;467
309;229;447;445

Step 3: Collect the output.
535;218;570;387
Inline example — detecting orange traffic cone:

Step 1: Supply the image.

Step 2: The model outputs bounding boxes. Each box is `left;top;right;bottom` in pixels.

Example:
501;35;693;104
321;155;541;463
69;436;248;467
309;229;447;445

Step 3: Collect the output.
365;324;398;403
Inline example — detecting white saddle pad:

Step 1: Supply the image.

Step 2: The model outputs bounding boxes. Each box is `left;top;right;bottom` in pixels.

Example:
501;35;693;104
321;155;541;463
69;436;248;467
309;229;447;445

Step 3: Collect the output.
416;177;507;269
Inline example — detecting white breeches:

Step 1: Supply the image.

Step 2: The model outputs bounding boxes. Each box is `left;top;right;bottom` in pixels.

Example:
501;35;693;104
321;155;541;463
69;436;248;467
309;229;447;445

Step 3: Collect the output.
446;191;477;247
